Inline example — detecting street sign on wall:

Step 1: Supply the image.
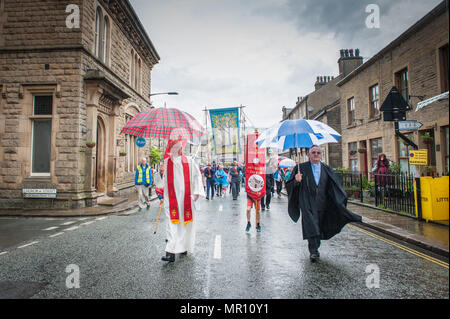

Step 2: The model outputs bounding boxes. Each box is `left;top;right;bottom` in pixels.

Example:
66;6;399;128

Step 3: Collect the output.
398;120;423;131
409;149;428;165
136;137;146;148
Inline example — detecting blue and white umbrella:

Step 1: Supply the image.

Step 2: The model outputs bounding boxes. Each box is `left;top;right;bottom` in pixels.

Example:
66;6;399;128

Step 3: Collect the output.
256;119;341;150
278;158;296;168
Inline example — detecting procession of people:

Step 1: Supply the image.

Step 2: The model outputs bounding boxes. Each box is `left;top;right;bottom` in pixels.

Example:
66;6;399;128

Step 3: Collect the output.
124;107;361;264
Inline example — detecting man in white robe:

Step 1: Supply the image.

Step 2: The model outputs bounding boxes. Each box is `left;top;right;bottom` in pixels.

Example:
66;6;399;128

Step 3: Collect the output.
161;139;205;262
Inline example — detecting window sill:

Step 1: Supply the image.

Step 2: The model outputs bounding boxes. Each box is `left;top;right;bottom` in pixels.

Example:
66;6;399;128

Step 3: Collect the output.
368;115;381;122
346;123;358;129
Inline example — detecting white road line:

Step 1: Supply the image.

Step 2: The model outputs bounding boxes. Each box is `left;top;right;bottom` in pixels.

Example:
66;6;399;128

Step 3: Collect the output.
65;226;79;231
61;221;76;226
95;217;107;221
43;226;59;231
77;217;88;221
218;205;223;212
80;221;95;226
213;235;222;259
0;251;8;256
49;232;64;238
17;241;39;249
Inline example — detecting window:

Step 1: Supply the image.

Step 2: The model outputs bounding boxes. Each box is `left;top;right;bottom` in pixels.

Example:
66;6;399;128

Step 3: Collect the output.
439;44;449;93
94;7;102;58
102;16;110;64
370;138;383;167
369;84;379;117
347;97;355;125
349;142;358;172
130;50;135;86
31;96;53;175
395;68;409;102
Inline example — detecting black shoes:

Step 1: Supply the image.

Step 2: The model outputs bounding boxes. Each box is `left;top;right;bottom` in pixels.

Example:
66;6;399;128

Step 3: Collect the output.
206;197;209;200
147;204;150;209
180;251;187;256
161;252;175;262
310;252;320;262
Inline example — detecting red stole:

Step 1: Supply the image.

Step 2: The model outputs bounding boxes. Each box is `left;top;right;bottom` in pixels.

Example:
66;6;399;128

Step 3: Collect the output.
167;155;192;226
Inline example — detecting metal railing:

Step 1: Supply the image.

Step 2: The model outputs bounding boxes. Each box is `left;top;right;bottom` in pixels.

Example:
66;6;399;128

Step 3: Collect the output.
373;172;416;217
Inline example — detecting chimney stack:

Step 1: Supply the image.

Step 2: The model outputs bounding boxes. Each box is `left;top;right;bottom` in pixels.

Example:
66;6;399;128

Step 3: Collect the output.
338;48;363;77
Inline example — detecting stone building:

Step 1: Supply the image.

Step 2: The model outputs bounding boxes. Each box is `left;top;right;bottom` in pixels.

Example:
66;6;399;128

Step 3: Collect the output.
337;1;449;177
282;49;363;167
0;0;160;209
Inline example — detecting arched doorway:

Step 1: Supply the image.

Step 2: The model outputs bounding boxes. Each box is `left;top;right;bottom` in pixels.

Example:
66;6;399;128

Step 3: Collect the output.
96;116;107;193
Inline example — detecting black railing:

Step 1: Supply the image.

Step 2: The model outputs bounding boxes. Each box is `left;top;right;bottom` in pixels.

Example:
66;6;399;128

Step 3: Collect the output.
334;170;364;203
373;172;416;217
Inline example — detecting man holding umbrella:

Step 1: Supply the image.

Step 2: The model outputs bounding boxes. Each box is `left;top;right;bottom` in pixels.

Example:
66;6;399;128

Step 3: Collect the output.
161;135;205;263
285;145;362;262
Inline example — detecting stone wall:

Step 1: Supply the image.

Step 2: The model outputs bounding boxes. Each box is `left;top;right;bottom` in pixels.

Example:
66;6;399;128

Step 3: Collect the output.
339;6;449;174
0;0;159;209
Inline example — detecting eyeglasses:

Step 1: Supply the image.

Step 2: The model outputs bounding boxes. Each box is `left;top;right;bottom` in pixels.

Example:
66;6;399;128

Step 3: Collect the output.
310;151;322;155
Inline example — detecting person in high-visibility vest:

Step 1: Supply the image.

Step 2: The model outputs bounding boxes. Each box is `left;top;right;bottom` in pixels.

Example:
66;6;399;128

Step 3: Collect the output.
135;157;153;211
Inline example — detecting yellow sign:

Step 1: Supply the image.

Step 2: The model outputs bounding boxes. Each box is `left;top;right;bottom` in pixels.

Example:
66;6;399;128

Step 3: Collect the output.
409;149;428;165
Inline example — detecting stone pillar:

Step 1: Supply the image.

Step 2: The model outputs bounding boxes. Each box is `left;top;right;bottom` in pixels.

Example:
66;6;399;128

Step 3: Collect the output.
85;84;103;192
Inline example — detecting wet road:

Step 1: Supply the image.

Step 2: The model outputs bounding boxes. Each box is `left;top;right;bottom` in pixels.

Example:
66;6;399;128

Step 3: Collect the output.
0;191;448;299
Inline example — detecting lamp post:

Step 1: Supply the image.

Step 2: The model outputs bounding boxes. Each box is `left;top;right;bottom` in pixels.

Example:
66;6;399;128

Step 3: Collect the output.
149;92;178;97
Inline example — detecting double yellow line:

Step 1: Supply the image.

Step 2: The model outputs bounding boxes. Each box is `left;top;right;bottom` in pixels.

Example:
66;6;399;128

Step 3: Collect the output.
349;224;449;269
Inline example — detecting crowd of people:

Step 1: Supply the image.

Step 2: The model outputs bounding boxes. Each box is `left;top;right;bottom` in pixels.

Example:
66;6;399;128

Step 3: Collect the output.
199;161;293;205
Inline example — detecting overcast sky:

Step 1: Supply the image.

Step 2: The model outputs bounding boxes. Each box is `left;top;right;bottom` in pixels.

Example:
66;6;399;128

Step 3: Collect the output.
130;0;442;129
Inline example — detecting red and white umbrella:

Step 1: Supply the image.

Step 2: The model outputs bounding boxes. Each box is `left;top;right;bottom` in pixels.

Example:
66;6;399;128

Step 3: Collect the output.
121;107;205;141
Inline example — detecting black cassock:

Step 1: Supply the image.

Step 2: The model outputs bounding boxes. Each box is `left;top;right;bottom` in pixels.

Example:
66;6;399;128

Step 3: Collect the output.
285;161;362;240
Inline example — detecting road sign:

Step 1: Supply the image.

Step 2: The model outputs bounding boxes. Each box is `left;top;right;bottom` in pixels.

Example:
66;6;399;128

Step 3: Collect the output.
136;137;146;148
409;149;428;165
380;86;411;122
398;120;423;131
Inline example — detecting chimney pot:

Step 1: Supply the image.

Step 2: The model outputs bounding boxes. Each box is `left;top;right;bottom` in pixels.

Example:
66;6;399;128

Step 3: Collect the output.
356;48;360;57
350;49;354;57
345;49;349;57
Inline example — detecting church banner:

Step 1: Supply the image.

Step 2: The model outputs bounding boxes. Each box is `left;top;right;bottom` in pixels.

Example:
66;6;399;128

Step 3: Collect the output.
245;133;266;201
209;107;240;158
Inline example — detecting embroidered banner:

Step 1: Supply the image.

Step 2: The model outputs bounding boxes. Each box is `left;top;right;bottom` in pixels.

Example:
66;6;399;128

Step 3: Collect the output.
209;107;240;158
245;133;266;201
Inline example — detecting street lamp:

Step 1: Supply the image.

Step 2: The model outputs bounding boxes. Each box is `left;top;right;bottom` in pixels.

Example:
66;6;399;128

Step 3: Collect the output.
149;92;178;97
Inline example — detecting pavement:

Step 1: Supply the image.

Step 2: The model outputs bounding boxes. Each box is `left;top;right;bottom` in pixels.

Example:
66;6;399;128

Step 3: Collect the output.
0;189;448;258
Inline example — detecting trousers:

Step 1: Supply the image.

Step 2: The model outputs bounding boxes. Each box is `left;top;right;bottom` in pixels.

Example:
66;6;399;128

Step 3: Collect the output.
136;185;150;209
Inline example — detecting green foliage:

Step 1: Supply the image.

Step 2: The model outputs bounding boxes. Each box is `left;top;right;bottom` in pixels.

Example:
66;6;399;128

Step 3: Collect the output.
389;162;400;173
421;132;433;141
361;175;369;190
150;147;163;167
336;167;351;173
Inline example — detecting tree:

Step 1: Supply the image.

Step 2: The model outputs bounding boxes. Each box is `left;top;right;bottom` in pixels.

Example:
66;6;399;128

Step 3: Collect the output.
150;146;163;167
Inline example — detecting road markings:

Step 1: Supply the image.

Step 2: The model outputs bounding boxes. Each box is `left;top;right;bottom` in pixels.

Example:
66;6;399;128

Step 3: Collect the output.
65;226;79;231
0;251;8;256
219;205;223;212
214;235;222;259
95;217;107;221
80;221;95;226
17;241;39;249
61;221;76;226
349;225;449;269
43;226;59;231
49;232;64;238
